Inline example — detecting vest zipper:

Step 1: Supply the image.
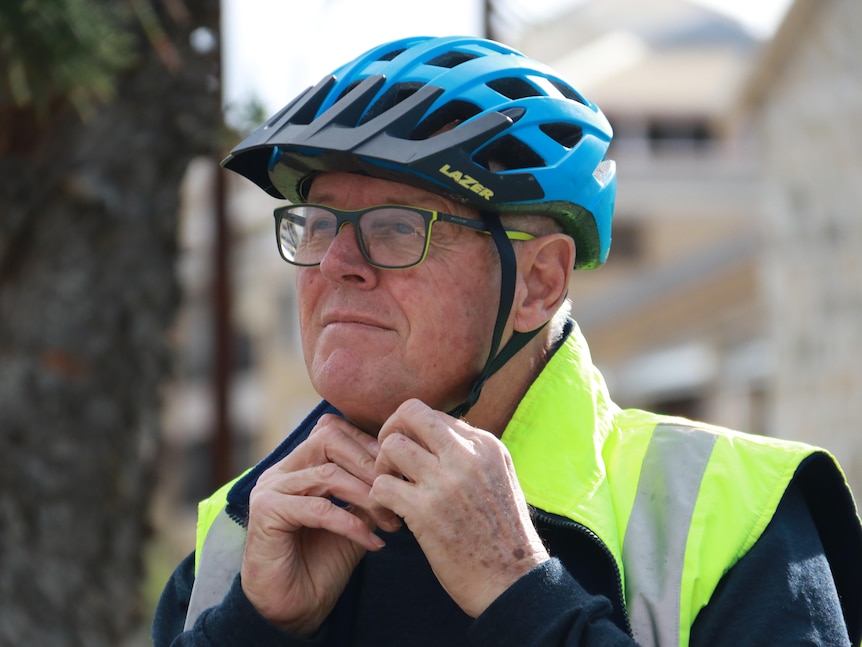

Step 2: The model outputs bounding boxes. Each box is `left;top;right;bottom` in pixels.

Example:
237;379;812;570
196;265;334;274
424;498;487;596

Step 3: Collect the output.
532;508;633;637
226;501;249;528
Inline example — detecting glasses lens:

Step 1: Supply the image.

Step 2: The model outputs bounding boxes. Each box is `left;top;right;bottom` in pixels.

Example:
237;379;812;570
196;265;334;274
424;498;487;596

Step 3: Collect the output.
278;206;337;266
276;206;430;268
358;207;428;268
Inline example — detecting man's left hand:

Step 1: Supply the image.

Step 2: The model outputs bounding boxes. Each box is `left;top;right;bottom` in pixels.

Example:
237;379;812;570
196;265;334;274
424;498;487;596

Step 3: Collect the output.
370;399;549;618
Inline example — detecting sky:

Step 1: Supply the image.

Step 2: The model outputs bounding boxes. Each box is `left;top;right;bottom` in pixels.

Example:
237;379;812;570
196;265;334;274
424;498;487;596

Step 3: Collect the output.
221;0;794;123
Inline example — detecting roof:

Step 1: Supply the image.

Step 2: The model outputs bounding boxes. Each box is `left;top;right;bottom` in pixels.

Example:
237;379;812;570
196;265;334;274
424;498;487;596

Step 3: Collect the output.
737;0;820;111
517;0;761;119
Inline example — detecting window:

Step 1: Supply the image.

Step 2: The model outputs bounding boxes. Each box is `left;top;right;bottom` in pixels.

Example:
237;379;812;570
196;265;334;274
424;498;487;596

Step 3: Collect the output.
647;118;713;152
610;220;644;263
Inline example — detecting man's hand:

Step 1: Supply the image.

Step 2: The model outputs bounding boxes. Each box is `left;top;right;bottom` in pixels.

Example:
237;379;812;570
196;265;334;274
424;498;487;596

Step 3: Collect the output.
370;399;550;618
240;414;402;637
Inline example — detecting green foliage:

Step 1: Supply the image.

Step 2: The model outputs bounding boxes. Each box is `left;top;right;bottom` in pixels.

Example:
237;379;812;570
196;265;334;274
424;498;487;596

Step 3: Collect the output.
0;0;137;116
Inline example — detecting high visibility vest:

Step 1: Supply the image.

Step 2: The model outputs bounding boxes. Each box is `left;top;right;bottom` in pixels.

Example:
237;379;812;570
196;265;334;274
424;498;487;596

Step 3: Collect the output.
187;324;860;646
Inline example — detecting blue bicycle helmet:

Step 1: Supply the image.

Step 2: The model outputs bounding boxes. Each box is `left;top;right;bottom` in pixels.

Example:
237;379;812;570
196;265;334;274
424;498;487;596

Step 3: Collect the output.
222;35;615;269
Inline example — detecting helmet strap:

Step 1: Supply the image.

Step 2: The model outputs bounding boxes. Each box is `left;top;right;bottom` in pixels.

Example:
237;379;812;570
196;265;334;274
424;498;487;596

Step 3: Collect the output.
448;213;545;419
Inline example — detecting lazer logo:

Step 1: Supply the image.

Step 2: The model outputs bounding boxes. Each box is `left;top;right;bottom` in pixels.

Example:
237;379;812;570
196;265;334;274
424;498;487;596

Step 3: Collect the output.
439;164;494;200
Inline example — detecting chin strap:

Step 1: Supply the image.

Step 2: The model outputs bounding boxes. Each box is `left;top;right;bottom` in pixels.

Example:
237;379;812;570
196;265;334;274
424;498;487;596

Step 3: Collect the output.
448;213;545;420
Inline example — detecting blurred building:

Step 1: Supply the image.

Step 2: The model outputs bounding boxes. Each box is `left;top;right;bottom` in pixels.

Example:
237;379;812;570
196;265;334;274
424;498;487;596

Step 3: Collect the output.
516;0;862;494
739;0;862;495
517;0;769;433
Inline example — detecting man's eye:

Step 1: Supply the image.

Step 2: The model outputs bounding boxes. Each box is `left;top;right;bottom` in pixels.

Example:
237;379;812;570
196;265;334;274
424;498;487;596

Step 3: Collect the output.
368;219;422;237
307;216;336;235
391;221;422;236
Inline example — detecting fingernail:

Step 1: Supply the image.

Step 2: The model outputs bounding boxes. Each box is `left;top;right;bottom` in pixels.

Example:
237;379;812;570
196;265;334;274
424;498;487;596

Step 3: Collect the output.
384;516;402;532
368;440;380;457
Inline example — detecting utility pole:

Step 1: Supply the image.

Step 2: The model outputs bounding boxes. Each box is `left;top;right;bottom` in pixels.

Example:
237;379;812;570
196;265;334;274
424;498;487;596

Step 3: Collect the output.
212;6;233;489
484;0;495;39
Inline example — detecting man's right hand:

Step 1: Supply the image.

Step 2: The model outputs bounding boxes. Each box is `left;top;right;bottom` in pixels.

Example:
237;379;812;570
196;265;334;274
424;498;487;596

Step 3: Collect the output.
240;414;401;637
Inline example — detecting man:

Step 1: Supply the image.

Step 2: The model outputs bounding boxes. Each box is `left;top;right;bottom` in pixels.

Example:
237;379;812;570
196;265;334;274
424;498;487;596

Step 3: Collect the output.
154;36;862;646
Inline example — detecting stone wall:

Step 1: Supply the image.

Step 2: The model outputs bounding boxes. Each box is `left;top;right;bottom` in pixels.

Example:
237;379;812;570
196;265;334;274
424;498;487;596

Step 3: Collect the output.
755;0;862;495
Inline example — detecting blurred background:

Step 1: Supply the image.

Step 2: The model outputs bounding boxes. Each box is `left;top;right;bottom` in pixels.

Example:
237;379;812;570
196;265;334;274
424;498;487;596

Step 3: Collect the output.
1;0;860;644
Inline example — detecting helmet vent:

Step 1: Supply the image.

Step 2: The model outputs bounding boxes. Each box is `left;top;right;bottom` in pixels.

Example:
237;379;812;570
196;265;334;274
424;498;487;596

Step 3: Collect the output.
360;81;423;124
379;48;407;62
426;51;479;68
540;122;583;149
486;78;542;100
474;135;545;171
549;80;588;105
334;80;364;105
412;100;482;140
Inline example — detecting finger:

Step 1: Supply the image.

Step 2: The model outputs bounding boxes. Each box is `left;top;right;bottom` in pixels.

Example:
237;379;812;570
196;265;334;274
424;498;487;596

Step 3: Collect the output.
281;415;379;484
369;472;416;524
259;463;402;532
378;399;468;457
375;432;437;483
251;489;386;552
369;434;427;529
313;414;381;458
260;461;369;500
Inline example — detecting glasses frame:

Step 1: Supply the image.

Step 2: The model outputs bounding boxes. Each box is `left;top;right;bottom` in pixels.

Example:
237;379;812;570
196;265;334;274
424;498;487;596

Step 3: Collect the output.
273;204;535;269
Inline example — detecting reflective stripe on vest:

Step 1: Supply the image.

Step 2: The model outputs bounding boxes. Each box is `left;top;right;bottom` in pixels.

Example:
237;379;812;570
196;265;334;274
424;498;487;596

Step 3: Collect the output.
623;424;717;647
184;508;247;630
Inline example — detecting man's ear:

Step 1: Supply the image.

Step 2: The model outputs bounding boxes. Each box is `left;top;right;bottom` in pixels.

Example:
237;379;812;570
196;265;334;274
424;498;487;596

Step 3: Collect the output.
512;234;575;333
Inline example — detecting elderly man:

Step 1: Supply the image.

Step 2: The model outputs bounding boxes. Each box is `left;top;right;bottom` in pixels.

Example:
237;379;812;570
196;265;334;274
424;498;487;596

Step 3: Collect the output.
154;36;862;646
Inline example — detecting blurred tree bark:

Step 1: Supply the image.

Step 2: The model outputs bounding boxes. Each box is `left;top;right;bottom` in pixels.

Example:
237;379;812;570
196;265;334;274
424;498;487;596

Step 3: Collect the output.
0;1;222;644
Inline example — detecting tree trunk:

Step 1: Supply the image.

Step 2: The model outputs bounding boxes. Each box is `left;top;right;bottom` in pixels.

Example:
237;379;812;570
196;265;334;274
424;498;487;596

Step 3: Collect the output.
0;2;222;644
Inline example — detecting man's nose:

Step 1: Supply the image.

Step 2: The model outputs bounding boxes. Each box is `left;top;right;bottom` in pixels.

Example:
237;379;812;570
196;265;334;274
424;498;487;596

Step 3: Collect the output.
318;223;377;283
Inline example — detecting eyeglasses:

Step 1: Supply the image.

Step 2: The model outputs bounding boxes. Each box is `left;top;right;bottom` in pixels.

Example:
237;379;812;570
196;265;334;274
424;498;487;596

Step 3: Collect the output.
273;204;534;269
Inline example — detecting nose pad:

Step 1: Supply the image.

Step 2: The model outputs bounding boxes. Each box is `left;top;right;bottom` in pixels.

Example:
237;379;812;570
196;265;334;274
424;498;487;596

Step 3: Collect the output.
330;222;363;259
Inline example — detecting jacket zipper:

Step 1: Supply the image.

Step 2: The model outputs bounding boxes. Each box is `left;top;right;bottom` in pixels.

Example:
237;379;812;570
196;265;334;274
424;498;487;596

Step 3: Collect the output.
532;508;633;637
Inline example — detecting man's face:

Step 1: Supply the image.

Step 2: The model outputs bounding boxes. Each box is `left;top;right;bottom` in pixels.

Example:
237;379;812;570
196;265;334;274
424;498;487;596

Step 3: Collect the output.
296;172;502;431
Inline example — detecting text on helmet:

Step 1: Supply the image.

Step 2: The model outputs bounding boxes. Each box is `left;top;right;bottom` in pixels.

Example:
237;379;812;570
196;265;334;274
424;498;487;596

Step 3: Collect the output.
439;164;494;200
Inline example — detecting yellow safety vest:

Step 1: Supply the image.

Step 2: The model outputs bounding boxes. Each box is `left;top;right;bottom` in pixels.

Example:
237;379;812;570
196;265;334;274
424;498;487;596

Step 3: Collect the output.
190;323;857;645
502;324;840;646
